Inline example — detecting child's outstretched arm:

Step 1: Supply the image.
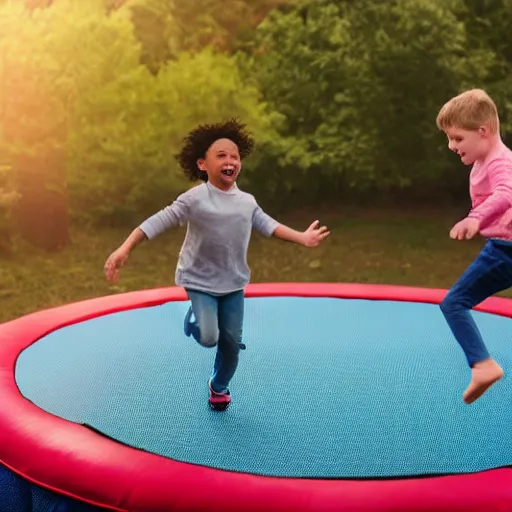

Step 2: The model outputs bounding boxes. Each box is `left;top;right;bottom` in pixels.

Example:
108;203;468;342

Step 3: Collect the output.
273;220;330;247
104;191;192;282
104;228;147;283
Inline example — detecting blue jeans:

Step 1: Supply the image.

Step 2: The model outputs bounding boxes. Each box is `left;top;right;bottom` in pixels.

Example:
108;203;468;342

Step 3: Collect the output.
440;239;512;366
185;288;245;394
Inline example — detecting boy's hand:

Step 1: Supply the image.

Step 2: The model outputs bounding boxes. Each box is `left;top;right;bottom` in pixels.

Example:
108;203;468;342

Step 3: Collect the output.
449;217;480;240
302;220;330;247
104;247;130;282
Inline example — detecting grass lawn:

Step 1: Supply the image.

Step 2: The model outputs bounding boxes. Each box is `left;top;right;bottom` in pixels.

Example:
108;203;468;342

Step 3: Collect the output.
1;206;509;324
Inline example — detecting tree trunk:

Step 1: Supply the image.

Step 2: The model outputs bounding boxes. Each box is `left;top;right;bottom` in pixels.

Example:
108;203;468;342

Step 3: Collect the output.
3;54;70;252
13;151;69;252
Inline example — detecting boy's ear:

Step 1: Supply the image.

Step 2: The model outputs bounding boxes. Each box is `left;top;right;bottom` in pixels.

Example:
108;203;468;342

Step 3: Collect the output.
197;158;206;171
478;125;491;138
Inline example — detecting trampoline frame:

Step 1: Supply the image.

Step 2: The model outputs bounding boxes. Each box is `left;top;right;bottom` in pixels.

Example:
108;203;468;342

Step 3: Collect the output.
1;282;512;512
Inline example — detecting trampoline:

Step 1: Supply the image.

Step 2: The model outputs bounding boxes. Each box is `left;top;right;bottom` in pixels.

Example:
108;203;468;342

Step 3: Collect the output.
1;282;512;512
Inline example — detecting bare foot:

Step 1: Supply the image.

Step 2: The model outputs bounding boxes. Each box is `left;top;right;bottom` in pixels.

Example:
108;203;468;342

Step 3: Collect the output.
463;358;504;404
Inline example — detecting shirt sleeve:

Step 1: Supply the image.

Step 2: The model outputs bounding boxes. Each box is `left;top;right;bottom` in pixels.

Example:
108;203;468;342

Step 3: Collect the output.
139;190;192;240
467;161;512;227
252;205;280;237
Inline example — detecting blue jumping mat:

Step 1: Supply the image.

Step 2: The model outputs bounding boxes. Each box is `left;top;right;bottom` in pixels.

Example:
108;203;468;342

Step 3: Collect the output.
15;297;512;479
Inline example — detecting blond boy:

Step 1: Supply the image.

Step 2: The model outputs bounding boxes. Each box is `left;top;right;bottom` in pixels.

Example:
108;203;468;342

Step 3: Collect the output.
436;88;512;404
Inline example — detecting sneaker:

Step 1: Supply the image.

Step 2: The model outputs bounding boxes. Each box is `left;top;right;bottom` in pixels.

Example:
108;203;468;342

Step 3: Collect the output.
183;306;194;337
208;378;231;411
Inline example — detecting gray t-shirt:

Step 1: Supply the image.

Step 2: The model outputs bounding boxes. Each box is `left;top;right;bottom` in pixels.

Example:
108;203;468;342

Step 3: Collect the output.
139;182;280;295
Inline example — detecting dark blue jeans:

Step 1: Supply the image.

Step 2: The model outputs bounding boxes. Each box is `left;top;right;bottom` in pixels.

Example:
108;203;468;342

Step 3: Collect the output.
440;239;512;366
185;288;244;394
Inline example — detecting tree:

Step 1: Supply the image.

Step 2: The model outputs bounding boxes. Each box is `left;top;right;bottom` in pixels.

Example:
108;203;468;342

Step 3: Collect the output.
456;0;512;137
0;1;70;250
246;0;497;206
68;47;284;224
0;164;20;255
0;0;149;245
110;0;299;74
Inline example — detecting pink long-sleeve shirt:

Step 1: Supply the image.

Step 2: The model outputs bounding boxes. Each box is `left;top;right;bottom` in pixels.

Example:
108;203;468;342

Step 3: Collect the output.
467;143;512;241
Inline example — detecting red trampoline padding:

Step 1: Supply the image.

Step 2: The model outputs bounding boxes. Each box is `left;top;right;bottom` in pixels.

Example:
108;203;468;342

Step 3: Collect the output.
0;283;511;512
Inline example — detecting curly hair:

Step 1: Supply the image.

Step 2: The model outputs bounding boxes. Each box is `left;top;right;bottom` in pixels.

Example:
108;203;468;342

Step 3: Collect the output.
175;118;255;182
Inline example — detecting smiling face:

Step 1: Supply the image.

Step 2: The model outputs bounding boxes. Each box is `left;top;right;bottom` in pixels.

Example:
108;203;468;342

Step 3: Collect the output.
444;125;492;166
197;138;241;191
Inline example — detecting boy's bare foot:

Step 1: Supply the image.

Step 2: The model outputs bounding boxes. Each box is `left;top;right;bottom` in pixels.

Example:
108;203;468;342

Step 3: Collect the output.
463;358;504;404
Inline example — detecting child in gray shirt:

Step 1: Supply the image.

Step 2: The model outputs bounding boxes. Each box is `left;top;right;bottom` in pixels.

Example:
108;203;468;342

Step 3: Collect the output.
104;119;330;410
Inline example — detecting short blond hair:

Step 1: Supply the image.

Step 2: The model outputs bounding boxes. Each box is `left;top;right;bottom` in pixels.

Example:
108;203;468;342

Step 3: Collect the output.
436;88;499;134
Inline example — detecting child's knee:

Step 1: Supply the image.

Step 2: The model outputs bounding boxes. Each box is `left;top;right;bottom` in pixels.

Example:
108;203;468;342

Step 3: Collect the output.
440;293;464;315
199;333;218;348
219;328;243;352
198;325;219;348
440;296;453;314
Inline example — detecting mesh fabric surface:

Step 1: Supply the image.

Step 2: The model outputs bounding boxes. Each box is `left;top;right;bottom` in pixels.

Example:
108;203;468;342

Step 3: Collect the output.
15;297;512;479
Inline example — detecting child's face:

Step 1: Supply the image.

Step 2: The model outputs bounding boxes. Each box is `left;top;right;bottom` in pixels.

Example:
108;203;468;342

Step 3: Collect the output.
198;138;241;190
444;126;491;165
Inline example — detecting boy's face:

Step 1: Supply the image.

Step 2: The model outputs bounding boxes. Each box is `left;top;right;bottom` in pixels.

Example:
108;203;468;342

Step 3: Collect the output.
197;138;241;190
444;126;491;165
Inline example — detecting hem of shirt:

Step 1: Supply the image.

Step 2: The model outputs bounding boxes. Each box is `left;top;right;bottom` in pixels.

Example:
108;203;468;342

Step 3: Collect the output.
178;282;247;296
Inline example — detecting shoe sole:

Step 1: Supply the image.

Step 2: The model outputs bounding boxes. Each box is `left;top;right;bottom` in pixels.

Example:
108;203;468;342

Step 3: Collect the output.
208;379;231;411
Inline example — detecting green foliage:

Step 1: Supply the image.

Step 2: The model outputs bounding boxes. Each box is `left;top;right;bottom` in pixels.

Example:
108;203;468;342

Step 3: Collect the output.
2;0;512;237
245;0;499;205
0;0;283;228
0;0;149;230
71;47;282;224
0;2;66;160
118;0;299;73
457;0;512;136
0;0;143;166
118;0;178;73
169;0;299;53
